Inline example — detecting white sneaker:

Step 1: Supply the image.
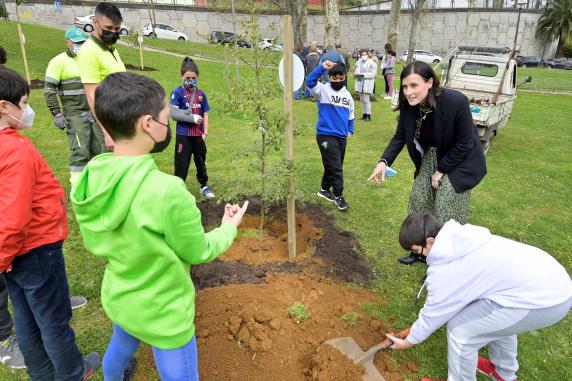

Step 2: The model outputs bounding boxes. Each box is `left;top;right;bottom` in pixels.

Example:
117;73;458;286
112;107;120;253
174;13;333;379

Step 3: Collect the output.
200;186;215;199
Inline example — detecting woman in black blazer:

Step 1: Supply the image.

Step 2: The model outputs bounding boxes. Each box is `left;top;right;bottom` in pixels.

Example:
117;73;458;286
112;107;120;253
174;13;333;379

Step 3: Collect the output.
368;61;486;265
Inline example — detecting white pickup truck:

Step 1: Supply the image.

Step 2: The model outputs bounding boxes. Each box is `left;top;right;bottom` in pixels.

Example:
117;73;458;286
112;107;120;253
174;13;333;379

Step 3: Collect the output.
443;46;530;154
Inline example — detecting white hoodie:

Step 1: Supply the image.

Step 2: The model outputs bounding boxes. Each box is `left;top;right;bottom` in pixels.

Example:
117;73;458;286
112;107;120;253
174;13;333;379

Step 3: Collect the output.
407;220;572;345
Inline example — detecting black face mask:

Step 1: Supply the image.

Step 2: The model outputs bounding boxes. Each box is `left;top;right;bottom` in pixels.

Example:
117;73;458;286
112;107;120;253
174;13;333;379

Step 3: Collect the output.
150;119;172;153
101;29;120;45
330;81;345;91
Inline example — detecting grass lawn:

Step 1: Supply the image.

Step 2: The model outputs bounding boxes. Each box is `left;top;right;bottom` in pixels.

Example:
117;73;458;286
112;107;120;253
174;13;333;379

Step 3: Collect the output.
1;21;571;381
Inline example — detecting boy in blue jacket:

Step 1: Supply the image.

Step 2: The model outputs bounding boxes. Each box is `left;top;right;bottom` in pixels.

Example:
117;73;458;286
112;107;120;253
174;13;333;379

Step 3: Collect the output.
306;60;355;211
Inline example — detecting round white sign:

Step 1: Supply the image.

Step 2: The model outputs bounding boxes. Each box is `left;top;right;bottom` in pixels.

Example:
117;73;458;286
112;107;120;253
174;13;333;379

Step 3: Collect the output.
279;54;305;92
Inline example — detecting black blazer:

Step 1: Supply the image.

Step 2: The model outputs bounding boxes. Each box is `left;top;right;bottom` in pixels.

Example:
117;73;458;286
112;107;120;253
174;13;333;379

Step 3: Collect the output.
381;88;486;193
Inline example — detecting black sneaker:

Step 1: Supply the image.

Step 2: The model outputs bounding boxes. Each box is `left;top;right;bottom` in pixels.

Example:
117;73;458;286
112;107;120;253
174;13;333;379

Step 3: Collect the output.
334;195;350;211
123;356;137;381
317;189;335;203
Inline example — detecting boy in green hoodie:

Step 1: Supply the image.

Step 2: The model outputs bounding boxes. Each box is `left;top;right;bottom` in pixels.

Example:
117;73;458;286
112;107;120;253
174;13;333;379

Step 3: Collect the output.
71;72;247;381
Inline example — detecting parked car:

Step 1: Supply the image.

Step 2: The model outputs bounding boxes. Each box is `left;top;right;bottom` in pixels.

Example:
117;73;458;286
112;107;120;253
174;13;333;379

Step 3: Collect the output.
351;48;383;60
399;49;442;64
143;23;188;40
516;56;543;68
73;14;129;35
545;58;572;70
209;31;251;48
258;39;283;52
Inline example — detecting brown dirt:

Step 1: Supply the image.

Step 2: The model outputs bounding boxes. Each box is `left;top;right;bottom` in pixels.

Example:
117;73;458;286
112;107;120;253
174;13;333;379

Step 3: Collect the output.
125;63;158;71
129;200;417;380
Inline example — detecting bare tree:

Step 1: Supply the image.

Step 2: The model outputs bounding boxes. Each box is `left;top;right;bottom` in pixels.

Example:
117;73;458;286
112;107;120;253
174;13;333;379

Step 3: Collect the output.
324;0;340;47
406;0;427;64
272;0;307;48
387;0;402;49
142;0;157;37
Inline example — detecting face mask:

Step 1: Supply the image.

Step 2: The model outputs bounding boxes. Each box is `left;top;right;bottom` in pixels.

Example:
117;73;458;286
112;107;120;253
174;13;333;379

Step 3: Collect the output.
361;56;368;61
100;29;120;45
8;104;35;130
183;78;197;89
149;119;172;153
72;43;83;55
330;81;344;91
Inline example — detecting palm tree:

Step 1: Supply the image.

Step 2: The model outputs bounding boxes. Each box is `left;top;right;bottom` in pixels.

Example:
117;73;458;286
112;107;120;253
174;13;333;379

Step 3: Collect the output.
535;0;572;57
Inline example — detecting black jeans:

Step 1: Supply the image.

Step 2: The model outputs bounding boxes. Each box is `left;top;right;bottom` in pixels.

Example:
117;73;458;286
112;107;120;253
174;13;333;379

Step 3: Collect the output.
316;134;347;197
174;135;208;187
0;274;14;341
5;242;84;381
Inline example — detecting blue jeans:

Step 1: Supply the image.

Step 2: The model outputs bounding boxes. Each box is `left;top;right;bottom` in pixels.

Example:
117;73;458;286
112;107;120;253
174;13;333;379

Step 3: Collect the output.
304;86;312;98
294;89;301;100
5;242;84;381
103;324;199;381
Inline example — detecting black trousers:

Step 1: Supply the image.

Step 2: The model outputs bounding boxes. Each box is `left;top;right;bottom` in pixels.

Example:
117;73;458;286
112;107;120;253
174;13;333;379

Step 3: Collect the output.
316;134;347;197
0;275;14;341
174;135;208;187
384;73;390;94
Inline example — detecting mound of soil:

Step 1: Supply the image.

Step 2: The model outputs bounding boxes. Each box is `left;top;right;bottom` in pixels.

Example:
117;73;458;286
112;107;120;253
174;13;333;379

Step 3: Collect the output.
125;63;158;71
192;198;373;288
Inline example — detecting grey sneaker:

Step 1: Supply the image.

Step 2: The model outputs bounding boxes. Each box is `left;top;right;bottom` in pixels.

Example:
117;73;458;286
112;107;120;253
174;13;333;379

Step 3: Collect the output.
0;336;26;369
200;186;215;199
71;296;88;310
81;352;100;381
317;189;336;202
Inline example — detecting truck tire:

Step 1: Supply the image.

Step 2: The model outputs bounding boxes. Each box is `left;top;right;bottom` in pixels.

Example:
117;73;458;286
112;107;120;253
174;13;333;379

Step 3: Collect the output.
481;136;494;155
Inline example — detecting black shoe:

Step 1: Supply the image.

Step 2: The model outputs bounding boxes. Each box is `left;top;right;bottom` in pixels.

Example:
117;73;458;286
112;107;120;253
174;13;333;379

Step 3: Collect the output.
334;195;350;211
123;356;137;381
364;114;371;122
398;252;427;265
361;113;367;120
415;253;427;263
317;189;336;203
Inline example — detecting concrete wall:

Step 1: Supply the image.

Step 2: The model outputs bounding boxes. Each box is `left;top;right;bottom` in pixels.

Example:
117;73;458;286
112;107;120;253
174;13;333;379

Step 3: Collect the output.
5;1;556;57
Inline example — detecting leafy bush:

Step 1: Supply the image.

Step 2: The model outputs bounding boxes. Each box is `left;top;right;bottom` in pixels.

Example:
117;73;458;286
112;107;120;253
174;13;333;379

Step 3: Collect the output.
563;42;572;58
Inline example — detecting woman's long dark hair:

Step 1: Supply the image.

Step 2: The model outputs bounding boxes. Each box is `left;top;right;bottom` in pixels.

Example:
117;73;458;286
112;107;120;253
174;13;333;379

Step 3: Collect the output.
395;61;442;111
180;56;199;76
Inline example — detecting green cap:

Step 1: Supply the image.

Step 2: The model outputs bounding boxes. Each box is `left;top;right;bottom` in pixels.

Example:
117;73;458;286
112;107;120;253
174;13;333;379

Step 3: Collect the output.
65;27;88;43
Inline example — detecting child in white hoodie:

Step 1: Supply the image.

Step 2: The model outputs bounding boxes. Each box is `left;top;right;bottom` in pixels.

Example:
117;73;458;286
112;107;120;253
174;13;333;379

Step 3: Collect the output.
387;213;572;381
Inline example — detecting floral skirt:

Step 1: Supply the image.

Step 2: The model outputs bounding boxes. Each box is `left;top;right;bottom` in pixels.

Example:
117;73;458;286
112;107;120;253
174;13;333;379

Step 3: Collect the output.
407;147;471;224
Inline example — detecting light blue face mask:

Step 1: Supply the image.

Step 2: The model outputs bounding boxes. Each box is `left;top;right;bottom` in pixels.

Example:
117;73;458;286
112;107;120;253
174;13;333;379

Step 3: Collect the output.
72;43;83;55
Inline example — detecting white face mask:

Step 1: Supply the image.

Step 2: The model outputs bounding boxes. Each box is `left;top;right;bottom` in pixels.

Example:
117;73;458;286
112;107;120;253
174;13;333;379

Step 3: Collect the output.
8;104;35;130
361;56;368;62
73;43;83;55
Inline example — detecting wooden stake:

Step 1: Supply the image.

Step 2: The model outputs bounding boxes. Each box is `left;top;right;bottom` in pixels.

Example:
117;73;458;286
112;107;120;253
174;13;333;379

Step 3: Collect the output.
15;5;31;85
138;37;144;70
282;15;296;261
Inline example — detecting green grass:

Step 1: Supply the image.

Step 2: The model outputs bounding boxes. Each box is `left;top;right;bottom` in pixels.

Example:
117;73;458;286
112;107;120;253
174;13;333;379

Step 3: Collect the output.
519;66;572;92
287;302;310;323
1;21;571;381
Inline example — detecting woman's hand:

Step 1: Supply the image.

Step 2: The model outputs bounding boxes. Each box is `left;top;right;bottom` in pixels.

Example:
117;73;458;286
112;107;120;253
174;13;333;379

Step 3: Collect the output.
221;201;249;227
432;170;444;190
367;162;387;184
386;334;413;350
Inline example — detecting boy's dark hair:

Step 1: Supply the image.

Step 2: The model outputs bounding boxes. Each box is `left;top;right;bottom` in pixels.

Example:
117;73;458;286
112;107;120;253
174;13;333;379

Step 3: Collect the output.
399;213;442;250
397;61;442;110
0;68;30;106
180;56;199;76
0;46;6;65
328;63;347;78
95;2;123;24
95;72;165;141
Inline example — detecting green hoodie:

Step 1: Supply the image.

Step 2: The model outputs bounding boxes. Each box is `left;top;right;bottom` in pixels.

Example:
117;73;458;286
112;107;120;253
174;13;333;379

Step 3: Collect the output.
71;153;237;349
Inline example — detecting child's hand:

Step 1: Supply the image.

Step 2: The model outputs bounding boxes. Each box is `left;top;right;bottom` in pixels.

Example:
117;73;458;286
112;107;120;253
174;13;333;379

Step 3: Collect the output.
222;201;249;227
322;60;336;70
193;114;203;124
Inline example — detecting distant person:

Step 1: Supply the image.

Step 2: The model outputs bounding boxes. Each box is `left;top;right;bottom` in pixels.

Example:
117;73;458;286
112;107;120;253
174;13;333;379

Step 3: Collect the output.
304;45;321;99
0;46;6;66
44;28;105;187
319;43;345;83
71;72;247;381
294;42;307;100
354;49;378;122
77;1;126;151
368;61;486;265
388;213;572;381
0;68;99;381
170;57;215;199
381;44;396;99
307;60;355;211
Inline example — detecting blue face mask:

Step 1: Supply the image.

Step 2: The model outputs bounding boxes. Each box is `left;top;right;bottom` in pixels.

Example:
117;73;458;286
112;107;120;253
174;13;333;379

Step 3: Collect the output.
184;78;197;88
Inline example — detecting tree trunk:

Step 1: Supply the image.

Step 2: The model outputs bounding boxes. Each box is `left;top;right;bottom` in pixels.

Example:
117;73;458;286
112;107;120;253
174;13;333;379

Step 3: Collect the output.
324;0;340;48
406;0;427;65
143;0;156;36
555;33;565;57
387;0;402;49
